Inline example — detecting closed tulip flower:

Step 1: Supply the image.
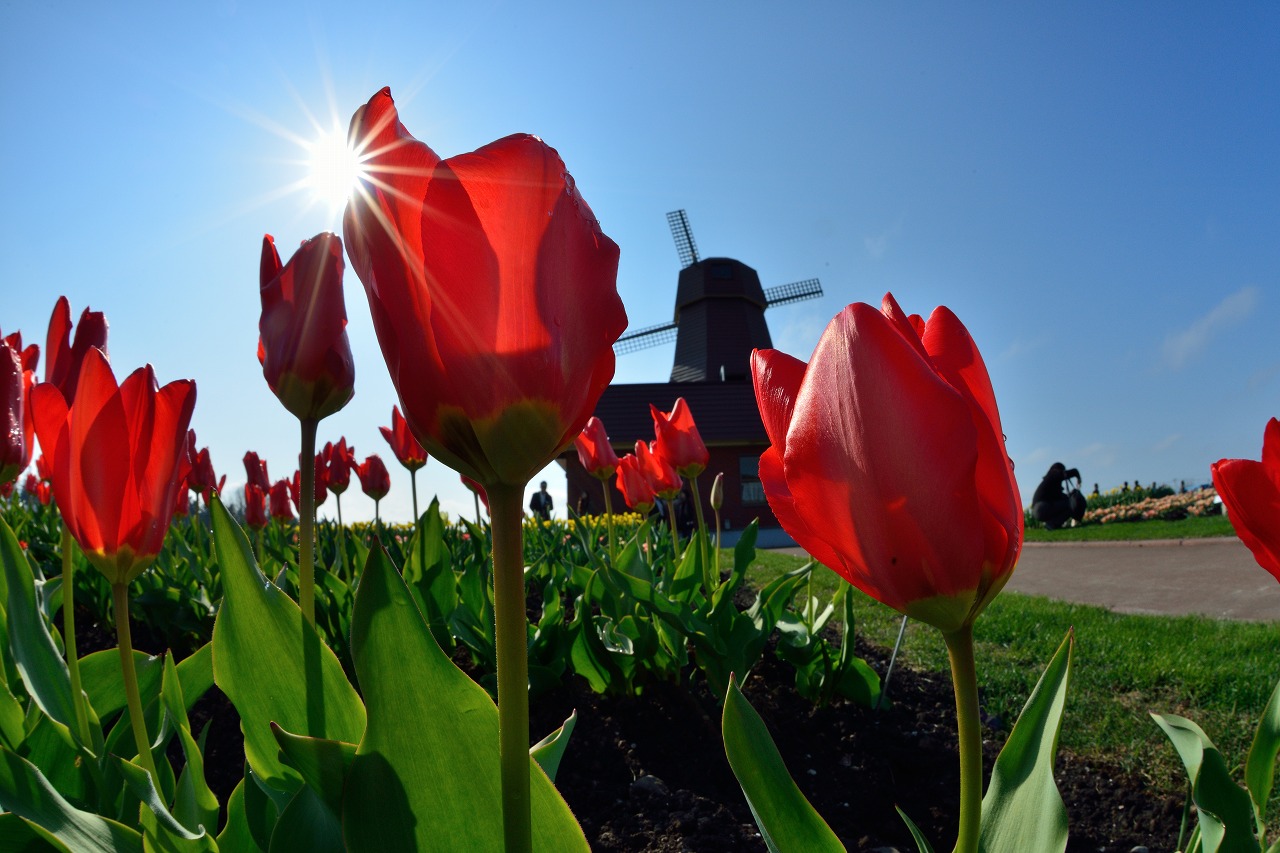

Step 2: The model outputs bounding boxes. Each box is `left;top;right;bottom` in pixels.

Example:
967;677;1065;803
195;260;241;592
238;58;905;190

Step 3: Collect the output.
243;451;271;492
1;340;25;485
31;348;195;585
325;438;357;495
244;483;268;530
258;232;355;423
615;453;657;515
343;87;626;488
575;416;619;480
269;479;294;521
636;440;681;500
752;294;1021;634
44;296;107;401
357;454;391;502
651;398;708;478
1212;418;1280;582
380;406;427;472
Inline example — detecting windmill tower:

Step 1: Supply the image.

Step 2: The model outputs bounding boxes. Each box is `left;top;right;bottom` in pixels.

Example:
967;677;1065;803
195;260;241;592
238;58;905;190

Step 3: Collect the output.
614;210;823;382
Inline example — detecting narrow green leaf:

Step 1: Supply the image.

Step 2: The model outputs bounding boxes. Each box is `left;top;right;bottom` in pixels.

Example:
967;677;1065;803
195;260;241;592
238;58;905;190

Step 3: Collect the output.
80;648;163;721
271;723;356;815
721;679;845;852
530;711;577;783
0;518;76;730
342;544;590;852
215;779;262;853
979;629;1073;853
1246;671;1280;827
115;756;213;848
1152;713;1258;853
894;806;936;853
0;747;142;853
209;496;366;793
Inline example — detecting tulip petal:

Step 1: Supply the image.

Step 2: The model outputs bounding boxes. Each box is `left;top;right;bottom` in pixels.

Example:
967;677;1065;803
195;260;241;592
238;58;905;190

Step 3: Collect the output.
1262;418;1280;482
1213;455;1280;582
784;303;984;618
69;350;129;562
757;446;847;575
751;349;806;451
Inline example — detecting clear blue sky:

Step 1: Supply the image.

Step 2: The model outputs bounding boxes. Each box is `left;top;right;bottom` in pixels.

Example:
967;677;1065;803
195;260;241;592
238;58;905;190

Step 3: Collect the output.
2;3;1277;523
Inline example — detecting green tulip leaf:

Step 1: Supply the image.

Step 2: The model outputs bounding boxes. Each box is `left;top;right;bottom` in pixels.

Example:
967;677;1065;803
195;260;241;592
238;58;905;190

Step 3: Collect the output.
115;755;214;850
0;747;142;853
215;778;261;852
269;785;343;853
1152;713;1258;853
401;499;458;651
81;649;163;721
530;711;577;783
722;678;845;852
271;723;356;815
894;806;935;853
209;496;366;793
0;517;76;731
1246;671;1280;826
0;812;69;852
342;544;589;852
979;629;1073;853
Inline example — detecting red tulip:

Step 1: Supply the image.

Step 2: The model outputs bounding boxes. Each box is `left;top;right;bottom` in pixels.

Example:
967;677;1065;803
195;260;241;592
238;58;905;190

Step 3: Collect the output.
636;440;681;500
186;435;223;503
574;416;619;481
244;483;268;530
291;462;328;510
1;340;25;485
379;405;427;472
751;294;1022;633
24;472;52;506
44;296;108;401
2;330;39;374
461;474;490;515
650;398;708;478
343;87;626;487
172;475;190;517
35;452;52;483
615;453;656;515
324;438;357;494
1212;418;1280;582
258;232;355;422
31;348;195;584
243;451;271;492
269;479;294;521
357;454;391;502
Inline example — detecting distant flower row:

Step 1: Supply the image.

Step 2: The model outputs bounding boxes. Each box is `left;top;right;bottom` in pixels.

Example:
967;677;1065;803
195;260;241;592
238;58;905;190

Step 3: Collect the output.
1083;487;1221;525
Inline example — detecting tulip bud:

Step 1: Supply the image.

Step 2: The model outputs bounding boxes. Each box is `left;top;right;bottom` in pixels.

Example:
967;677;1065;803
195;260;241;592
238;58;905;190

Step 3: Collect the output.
710;472;724;512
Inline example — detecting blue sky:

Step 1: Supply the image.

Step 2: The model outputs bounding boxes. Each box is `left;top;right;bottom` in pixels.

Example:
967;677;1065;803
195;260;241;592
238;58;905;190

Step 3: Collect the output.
2;3;1277;523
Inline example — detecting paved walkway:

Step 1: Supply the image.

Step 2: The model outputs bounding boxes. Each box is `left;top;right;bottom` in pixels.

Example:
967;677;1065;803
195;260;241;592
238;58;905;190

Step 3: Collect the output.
774;538;1280;622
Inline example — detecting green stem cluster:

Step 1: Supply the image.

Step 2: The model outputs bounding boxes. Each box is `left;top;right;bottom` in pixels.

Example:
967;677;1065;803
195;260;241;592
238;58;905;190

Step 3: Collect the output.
944;626;981;853
113;582;156;779
299;418;318;626
489;482;532;853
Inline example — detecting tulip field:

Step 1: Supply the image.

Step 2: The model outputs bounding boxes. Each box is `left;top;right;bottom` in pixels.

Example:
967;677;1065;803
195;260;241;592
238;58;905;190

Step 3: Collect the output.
4;82;1280;853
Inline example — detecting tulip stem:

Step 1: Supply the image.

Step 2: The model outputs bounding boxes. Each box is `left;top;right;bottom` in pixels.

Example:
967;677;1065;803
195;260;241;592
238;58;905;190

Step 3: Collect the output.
943;626;982;853
489;482;532;853
688;476;713;595
600;481;616;564
335;494;348;580
299;418;318;626
60;525;91;747
410;468;419;526
113;582;156;780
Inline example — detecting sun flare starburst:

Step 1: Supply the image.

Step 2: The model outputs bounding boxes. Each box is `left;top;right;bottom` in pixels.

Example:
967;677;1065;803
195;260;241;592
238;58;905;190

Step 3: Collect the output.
304;128;365;214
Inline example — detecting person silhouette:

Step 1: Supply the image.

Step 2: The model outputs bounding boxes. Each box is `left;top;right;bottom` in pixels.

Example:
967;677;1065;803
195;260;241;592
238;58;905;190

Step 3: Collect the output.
1031;463;1086;530
529;481;554;520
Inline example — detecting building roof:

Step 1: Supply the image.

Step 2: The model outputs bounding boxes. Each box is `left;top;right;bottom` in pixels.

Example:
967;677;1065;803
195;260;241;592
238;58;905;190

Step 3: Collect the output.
591;379;767;447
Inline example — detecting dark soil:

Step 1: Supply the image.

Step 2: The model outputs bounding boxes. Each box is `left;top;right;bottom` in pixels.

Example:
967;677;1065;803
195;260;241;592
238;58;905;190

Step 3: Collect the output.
83;605;1182;851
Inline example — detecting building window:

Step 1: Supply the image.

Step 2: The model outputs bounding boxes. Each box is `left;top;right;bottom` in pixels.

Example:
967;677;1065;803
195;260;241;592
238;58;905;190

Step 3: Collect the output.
739;455;765;506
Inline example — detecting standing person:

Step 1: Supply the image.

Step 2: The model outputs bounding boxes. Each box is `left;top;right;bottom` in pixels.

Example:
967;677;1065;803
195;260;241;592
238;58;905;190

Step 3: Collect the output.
529;481;554;520
1031;462;1086;530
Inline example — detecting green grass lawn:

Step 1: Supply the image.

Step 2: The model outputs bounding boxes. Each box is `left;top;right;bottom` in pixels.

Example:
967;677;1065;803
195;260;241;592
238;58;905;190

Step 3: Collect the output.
743;544;1278;800
1024;513;1235;542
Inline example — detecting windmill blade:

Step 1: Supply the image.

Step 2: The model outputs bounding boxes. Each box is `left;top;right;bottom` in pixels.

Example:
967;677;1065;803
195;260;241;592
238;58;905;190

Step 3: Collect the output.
613;321;679;356
666;209;699;268
763;278;823;307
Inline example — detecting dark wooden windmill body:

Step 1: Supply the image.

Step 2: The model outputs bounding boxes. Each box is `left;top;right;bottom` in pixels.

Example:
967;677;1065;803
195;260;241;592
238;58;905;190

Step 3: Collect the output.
561;210;823;541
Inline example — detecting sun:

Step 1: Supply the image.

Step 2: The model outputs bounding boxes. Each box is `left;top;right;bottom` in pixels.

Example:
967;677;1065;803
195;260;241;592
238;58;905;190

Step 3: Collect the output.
303;127;364;214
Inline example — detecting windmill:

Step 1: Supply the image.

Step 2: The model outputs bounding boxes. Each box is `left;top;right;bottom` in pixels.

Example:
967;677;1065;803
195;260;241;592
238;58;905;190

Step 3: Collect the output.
614;210;823;383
